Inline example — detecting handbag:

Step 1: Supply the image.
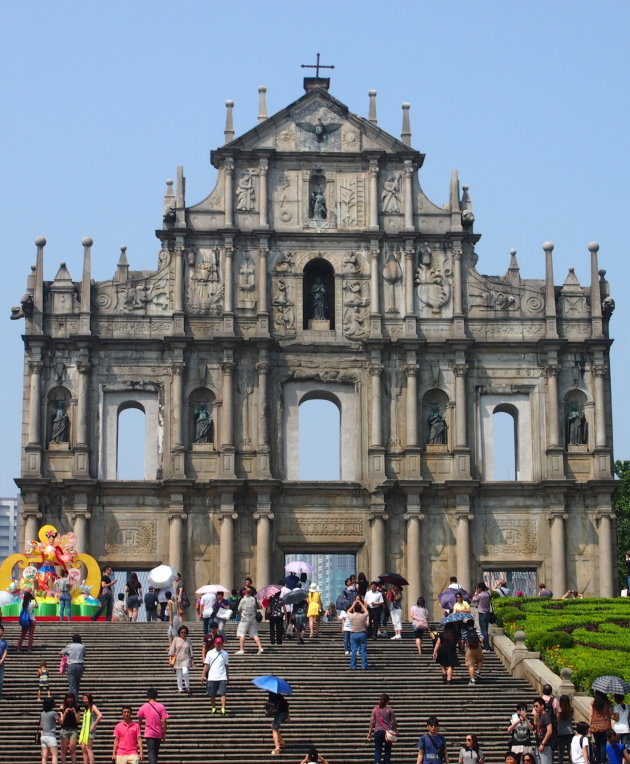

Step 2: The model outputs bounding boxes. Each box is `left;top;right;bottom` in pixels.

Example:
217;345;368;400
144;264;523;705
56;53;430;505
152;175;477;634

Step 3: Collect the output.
255;611;263;622
168;654;176;667
59;655;68;674
488;601;497;624
217;607;233;620
385;730;398;743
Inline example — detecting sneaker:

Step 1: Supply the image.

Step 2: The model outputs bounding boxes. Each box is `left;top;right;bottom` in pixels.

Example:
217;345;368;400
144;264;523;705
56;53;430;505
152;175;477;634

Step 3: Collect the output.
468;679;476;685
235;650;245;655
257;648;264;654
221;708;227;716
211;707;217;714
391;635;402;640
345;651;350;656
271;749;281;755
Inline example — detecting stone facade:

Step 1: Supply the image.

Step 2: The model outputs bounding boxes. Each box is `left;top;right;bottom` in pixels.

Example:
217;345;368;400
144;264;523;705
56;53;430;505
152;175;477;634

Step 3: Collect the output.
12;79;617;609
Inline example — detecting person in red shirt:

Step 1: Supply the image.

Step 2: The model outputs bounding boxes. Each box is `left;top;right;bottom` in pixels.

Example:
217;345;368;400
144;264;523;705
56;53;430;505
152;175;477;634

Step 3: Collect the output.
137;688;169;764
112;705;143;764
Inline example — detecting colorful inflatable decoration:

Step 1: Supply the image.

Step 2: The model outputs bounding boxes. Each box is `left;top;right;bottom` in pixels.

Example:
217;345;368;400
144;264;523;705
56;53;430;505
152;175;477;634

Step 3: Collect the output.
0;524;101;620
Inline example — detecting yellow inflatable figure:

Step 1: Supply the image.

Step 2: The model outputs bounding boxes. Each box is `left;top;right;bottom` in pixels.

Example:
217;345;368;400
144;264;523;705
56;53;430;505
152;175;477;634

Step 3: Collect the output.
0;524;101;601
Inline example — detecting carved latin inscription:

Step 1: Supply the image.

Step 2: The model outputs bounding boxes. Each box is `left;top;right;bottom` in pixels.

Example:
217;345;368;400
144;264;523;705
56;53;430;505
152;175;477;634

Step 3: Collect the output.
105;520;157;554
484;519;536;555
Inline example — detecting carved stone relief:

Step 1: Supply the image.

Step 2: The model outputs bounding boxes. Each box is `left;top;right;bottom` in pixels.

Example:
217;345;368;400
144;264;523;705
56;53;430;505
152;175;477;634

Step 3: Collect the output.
381;173;402;214
104;519;158;555
415;246;452;317
279;516;364;537
342;278;369;339
468;270;544;317
338;175;365;227
271;278;296;336
235;169;256;212
291;102;343;151
382;245;403;315
237;252;256;310
484;519;537;555
186;247;223;316
92;260;171;316
272;251;294;273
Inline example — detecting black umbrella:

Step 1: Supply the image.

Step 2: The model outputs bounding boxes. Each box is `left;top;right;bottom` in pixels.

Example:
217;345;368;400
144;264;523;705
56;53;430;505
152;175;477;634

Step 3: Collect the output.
591;675;630;695
282;589;308;605
378;573;409;586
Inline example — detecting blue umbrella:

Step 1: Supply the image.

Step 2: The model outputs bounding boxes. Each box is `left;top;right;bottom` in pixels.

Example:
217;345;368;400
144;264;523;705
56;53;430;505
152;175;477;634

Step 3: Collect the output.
440;611;475;625
252;675;293;696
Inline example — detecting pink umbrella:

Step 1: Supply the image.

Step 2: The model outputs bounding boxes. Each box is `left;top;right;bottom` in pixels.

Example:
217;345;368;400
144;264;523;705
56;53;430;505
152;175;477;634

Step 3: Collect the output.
195;584;231;595
256;584;282;602
284;561;314;575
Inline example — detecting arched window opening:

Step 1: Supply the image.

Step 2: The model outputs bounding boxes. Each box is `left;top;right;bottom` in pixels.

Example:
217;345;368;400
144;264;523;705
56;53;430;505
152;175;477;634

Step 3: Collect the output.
492;407;517;480
117;404;146;479
303;258;335;329
298;396;340;480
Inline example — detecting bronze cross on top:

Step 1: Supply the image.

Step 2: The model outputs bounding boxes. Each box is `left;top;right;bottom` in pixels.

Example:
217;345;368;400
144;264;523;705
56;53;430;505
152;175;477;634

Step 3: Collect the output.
301;52;335;78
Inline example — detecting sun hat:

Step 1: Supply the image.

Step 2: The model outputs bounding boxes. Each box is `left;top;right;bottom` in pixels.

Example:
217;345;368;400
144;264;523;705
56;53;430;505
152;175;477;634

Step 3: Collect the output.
308;583;319;592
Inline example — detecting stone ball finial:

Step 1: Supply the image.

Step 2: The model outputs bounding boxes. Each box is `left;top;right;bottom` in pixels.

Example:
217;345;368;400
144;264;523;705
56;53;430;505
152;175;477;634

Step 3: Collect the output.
560;667;573;680
514;630;526;645
120;245;127;253
588;241;599;253
166;179;173;186
598;269;606;277
510;248;517;256
60;261;66;268
258;85;266;92
569;267;575;273
543;241;554;252
82;237;93;248
34;236;46;247
368;89;377;96
31;265;37;272
402;102;410;109
463;184;469;191
225;99;234;107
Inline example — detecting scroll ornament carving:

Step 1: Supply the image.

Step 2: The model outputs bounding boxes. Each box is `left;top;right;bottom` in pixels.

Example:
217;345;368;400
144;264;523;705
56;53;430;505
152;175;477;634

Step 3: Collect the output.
415;247;452;315
272;278;296;336
484;520;536;555
93;264;171;315
187;247;224;316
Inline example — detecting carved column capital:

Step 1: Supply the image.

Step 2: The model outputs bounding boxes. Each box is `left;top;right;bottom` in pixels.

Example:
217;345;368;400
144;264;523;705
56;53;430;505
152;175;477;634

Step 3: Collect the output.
369;159;380;175
403;364;419;378
369;364;384;377
253;511;275;521
258;158;269;175
221;361;235;376
544;365;560;378
403;511;425;522
23;510;43;520
77;361;90;374
367;512;389;523
592;365;608;378
223;157;235;176
69;511;91;522
29;360;43;374
547;511;569;523
168;512;188;522
403;164;413;177
593;509;615;526
453;364;469;377
171;362;186;376
256;361;271;375
217;508;238;522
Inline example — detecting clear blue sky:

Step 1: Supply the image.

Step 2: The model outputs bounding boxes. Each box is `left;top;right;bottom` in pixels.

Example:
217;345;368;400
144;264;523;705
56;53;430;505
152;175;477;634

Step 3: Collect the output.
1;3;629;494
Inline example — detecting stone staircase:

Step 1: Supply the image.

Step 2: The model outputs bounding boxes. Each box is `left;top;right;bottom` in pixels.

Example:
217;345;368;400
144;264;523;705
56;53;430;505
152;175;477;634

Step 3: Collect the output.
0;620;534;763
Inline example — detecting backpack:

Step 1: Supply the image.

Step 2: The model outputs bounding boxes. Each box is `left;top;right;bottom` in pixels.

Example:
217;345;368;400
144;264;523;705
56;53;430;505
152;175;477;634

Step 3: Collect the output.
19;607;31;628
467;632;480;649
580;736;596;764
512;721;531;744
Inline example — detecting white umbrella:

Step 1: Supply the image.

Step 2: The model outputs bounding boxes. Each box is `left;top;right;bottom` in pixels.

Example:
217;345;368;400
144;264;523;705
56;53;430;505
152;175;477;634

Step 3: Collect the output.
195;584;230;595
0;591;15;606
284;560;314;575
147;564;177;589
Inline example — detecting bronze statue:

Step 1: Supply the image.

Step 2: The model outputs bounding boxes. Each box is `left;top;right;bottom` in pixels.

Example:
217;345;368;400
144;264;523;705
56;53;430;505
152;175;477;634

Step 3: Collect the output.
311;277;327;321
427;405;447;445
566;403;587;445
193;402;213;444
50;400;69;443
310;188;327;219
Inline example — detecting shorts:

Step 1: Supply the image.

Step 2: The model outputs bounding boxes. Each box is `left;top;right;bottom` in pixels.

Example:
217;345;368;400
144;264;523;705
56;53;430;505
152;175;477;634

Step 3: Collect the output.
60;729;78;741
41;733;57;749
237;619;259;638
465;647;484;666
271;711;289;730
127;595;141;609
206;680;228;697
116;755;140;764
413;627;427;638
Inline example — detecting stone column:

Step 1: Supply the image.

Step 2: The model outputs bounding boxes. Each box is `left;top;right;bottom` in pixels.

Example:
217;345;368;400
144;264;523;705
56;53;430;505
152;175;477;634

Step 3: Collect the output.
168;508;186;575
405;365;418;447
452;246;463;317
369;159;379;230
369;364;384;447
79;237;92;335
369;494;387;580
218;494;237;591
28;359;43;446
171;362;185;449
22;506;42;550
454;498;472;592
71;511;91;555
259;158;269;228
370;245;380;316
404;494;424;606
548;509;568;596
223;244;234;314
220;361;234;447
453;364;469;448
403;162;414;231
173;243;185;331
223;158;234;228
256;357;270;449
404;243;415;316
75;359;89;446
595;510;614;598
258;246;268;314
546;365;561;447
592;365;607;448
254;494;274;586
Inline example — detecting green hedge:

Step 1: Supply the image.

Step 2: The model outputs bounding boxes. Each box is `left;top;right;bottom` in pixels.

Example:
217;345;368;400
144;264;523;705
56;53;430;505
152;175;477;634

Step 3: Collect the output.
494;598;630;692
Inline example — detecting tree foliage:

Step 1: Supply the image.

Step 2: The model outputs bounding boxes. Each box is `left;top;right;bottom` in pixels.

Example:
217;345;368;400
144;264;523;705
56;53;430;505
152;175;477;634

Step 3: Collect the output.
614;460;630;590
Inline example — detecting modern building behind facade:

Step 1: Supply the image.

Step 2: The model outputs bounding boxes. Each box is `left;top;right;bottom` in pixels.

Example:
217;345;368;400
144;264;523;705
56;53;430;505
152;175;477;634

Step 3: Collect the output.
0;497;20;559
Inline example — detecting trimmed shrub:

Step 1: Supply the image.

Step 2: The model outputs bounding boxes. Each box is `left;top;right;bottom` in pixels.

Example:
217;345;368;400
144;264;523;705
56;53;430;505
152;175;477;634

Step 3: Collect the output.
496;606;526;626
534;631;575;650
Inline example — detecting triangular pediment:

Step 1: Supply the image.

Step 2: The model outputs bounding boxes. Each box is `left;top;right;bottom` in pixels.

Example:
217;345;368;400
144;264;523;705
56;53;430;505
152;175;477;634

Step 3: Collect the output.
213;87;422;160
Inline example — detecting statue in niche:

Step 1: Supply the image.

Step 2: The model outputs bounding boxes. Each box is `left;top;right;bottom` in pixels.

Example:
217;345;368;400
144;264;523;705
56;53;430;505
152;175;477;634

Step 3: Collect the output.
311;277;328;320
310;187;327;219
193;402;213;444
566;403;587;446
427;405;447;445
381;174;401;214
50;400;69;443
236;170;256;211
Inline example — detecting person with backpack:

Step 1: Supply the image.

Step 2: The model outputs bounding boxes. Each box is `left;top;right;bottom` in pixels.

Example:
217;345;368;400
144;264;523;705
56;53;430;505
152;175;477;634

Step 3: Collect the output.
556;695;575;764
571;721;592;764
463;626;484;685
508;703;534;756
417;716;449;764
533;697;556;764
17;590;38;652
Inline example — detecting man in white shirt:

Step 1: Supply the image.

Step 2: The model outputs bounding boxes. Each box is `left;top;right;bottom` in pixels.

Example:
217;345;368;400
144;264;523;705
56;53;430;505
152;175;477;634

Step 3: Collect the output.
199;591;217;635
364;581;384;639
201;637;229;715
